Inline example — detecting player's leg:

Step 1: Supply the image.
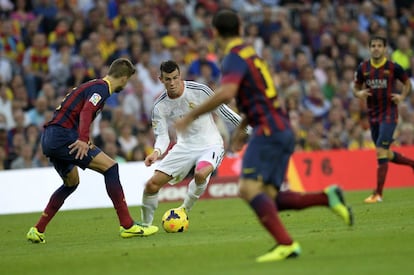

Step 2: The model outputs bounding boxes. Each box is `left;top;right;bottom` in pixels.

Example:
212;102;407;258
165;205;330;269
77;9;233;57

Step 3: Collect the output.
274;153;353;225
365;122;395;203
389;150;414;170
88;150;158;237
28;126;80;243
181;146;223;212
241;133;301;262
27;164;79;243
141;170;172;225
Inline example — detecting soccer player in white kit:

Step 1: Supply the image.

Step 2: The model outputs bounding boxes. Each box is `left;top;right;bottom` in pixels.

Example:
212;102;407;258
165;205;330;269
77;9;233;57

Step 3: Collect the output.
141;60;243;226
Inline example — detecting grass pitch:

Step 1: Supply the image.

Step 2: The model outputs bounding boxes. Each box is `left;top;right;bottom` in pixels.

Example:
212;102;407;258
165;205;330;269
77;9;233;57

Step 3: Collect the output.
1;188;413;275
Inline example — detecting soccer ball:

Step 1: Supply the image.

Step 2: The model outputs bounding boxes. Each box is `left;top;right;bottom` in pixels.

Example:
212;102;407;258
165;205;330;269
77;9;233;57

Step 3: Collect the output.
161;208;189;233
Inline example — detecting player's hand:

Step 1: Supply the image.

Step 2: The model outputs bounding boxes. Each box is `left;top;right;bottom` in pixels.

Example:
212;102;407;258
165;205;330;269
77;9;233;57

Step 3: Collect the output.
391;94;405;105
231;128;249;152
355;88;371;99
144;151;159;167
68;140;89;160
174;115;194;133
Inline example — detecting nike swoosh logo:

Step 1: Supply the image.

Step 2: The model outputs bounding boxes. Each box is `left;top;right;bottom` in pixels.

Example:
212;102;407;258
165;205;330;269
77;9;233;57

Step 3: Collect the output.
129;229;144;235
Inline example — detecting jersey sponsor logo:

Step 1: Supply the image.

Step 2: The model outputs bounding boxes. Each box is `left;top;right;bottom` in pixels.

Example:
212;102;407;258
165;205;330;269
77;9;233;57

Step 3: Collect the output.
366;79;388;89
89;93;102;106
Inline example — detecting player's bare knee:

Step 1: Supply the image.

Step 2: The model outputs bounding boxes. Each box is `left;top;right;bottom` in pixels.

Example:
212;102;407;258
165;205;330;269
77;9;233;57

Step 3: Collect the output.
63;169;80;187
239;179;262;201
376;148;388;159
194;171;208;184
145;179;161;194
63;177;79;187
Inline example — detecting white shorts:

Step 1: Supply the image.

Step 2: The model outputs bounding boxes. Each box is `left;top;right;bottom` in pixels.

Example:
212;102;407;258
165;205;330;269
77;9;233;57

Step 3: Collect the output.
156;143;224;185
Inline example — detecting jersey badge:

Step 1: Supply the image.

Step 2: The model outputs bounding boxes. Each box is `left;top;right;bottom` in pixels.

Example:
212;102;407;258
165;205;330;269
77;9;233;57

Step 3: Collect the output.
89;93;102;106
189;102;196;109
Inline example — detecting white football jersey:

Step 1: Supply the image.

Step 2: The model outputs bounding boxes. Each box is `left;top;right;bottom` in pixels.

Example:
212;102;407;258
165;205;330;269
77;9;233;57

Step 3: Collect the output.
151;81;242;154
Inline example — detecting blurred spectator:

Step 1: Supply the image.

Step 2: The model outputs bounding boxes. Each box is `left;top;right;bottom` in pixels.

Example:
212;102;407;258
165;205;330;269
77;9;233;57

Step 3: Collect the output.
0;119;8;154
32;143;51;168
33;0;58;34
0;82;13;128
7;109;27;148
106;33;130;66
25;95;48;128
129;144;147;161
97;27;116;63
71;17;89;54
187;45;220;82
148;37;171;67
47;18;75;50
122;75;152;124
25;123;41;149
357;1;386;32
117;122;138;159
140;64;164;100
66;61;91;89
22;32;51;102
104;141;126;163
245;23;264;57
303;81;331;120
48;41;75;90
391;34;413;74
164;0;190;31
10;142;34;169
112;2;138;34
188;2;208;32
161;19;189;50
0;48;13;83
0;17;25;63
0;145;7;170
396;122;414;146
238;0;263;24
7;131;25;165
10;0;36;35
257;5;282;45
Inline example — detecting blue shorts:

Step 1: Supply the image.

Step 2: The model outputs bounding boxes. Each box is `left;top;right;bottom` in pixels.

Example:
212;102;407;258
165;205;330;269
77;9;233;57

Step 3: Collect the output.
370;122;396;149
241;129;294;190
41;125;101;178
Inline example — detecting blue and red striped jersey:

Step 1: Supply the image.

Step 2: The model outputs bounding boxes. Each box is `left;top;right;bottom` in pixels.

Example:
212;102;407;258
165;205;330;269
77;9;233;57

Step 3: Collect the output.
220;38;290;135
354;59;409;123
46;79;112;142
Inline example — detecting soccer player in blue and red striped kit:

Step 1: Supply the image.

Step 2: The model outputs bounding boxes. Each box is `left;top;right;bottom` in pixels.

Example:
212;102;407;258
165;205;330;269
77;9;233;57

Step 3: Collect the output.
176;9;353;262
26;58;158;243
354;36;413;203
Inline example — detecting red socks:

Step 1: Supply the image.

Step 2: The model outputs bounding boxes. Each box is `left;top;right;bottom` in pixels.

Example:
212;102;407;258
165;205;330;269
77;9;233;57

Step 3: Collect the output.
250;193;293;245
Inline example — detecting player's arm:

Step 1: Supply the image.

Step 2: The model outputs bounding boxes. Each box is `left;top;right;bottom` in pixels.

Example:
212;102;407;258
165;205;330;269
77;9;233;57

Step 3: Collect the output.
70;89;107;160
391;65;412;104
176;83;239;132
352;65;371;99
231;115;250;152
145;106;170;166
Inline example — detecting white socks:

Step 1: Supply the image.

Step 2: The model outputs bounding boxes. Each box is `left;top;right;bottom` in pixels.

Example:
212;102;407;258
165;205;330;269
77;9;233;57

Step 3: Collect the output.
141;193;159;226
181;176;210;212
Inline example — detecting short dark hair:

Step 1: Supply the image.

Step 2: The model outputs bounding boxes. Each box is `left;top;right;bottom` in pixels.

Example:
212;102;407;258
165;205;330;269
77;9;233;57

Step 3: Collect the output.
369;36;387;47
212;9;240;38
160;60;180;75
108;58;136;78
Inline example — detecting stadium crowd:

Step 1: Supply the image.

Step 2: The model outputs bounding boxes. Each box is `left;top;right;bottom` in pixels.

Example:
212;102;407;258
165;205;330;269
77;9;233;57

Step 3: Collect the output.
0;0;414;171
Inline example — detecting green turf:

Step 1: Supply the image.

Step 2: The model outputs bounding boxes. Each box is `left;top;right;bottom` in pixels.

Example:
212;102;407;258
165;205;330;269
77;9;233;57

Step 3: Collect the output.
1;188;413;275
